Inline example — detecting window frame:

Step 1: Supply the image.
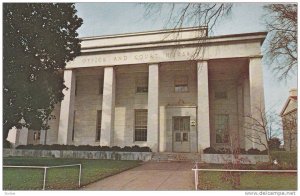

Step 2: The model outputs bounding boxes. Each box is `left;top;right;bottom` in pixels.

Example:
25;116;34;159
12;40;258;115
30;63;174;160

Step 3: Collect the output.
174;76;189;93
215;114;230;144
96;110;102;141
135;76;148;94
134;109;148;142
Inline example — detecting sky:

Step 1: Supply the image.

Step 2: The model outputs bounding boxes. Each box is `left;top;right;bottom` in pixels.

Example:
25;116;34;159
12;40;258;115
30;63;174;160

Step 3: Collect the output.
75;2;297;123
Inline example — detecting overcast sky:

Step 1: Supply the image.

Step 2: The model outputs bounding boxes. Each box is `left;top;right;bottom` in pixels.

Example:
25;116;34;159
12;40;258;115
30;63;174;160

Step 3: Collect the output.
75;2;297;118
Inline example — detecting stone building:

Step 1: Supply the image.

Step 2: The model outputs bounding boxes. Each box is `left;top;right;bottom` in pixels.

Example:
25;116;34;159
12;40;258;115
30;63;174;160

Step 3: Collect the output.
14;27;267;152
280;89;297;151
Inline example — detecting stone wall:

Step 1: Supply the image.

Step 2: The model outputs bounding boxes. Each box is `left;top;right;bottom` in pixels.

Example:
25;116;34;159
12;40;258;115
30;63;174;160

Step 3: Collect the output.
202;154;269;164
3;149;152;161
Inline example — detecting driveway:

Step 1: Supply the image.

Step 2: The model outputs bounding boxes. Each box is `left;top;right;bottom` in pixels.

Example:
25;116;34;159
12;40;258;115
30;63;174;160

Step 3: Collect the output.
81;161;195;191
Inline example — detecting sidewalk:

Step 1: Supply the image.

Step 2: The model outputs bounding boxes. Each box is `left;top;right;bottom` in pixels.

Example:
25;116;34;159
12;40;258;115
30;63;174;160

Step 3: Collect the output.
81;161;195;191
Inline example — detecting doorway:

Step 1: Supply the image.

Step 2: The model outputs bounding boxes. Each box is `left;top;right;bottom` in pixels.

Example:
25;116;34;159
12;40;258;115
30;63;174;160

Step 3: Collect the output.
173;116;190;152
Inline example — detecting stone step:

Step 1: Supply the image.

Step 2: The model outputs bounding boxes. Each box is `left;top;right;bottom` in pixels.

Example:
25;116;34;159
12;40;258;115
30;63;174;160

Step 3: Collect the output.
152;152;201;162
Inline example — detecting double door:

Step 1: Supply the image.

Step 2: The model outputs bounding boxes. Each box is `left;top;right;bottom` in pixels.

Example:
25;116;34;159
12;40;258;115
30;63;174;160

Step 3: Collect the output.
173;116;190;152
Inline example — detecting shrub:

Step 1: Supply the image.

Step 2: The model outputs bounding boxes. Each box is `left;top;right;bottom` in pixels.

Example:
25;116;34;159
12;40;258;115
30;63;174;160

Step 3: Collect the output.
203;147;218;154
16;144;152;152
3;140;12;148
246;148;261;155
270;151;297;169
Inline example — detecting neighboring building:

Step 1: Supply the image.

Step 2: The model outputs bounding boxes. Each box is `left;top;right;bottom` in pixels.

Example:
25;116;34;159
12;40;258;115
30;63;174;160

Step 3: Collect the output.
15;27;267;153
280;89;297;151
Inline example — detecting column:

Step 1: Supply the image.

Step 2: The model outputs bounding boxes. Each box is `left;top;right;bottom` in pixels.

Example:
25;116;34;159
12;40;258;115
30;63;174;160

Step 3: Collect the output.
100;66;115;146
17;127;29;145
40;130;47;145
248;56;267;150
147;64;159;152
57;70;76;144
197;61;210;152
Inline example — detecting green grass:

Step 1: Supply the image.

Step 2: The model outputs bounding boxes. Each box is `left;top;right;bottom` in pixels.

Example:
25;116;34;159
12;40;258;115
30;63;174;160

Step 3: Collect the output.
3;157;142;190
199;171;297;190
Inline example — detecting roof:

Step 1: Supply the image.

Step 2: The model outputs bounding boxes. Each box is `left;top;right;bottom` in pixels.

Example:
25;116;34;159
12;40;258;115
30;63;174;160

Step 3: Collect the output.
280;94;298;116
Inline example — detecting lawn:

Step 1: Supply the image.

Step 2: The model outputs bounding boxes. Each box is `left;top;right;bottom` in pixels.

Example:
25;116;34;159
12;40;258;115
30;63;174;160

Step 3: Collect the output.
3;157;142;190
198;170;297;190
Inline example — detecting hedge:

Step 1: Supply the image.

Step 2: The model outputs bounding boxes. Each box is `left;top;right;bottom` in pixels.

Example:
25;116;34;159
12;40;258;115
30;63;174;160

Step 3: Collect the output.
203;147;268;155
16;144;152;152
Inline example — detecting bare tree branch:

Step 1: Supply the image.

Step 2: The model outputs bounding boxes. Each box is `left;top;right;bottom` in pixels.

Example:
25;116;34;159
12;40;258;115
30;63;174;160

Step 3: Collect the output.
263;4;297;81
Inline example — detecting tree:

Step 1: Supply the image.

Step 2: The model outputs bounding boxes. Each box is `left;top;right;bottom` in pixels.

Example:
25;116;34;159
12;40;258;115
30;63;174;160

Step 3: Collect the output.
3;3;82;142
244;105;282;161
141;3;232;58
142;3;233;33
264;4;297;81
141;3;297;81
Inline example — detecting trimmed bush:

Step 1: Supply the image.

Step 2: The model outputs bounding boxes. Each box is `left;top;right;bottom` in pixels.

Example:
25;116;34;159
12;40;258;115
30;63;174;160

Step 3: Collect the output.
246;148;261;155
203;147;268;155
203;147;219;154
16;144;152;152
3;140;12;148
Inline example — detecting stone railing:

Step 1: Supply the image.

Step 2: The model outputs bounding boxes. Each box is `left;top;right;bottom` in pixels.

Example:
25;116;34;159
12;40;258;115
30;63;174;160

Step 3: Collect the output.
3;149;153;161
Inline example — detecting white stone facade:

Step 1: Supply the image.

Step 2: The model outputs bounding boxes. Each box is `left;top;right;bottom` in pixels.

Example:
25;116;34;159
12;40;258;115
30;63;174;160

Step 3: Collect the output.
15;27;268;152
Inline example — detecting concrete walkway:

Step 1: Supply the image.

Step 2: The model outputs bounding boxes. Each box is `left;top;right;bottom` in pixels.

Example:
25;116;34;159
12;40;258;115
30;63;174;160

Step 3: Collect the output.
81;161;195;191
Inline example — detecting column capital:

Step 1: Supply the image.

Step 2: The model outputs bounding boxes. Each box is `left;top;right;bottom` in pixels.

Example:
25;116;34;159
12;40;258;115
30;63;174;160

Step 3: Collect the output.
249;55;263;60
197;59;209;63
148;63;160;66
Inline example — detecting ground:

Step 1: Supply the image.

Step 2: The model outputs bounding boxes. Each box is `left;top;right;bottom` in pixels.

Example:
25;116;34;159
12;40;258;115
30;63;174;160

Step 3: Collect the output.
3;157;141;190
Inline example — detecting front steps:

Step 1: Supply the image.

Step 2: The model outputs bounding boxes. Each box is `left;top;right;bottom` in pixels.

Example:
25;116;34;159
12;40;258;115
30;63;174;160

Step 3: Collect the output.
151;152;201;162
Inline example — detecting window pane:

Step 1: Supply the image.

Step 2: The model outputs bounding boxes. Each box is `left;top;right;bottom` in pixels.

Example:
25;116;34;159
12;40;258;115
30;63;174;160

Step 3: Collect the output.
175;132;181;142
96;110;102;141
136;77;148;93
135;110;147;141
182;133;189;141
175;76;188;92
182;118;190;131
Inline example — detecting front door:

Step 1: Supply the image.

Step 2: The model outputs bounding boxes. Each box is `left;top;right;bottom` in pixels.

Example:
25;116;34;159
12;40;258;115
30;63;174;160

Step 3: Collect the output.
173;116;190;152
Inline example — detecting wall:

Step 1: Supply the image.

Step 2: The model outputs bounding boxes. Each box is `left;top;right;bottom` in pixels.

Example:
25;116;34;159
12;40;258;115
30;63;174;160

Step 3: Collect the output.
73;68;104;146
3;149;152;161
208;59;249;150
159;62;197;152
114;64;148;147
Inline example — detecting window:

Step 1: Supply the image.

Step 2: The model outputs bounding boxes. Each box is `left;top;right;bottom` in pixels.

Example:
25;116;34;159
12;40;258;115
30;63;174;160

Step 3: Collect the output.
215;91;227;99
136;77;148;93
174;76;188;92
99;78;103;94
134;110;147;141
33;131;40;141
72;111;76;141
75;77;78;96
96;110;102;141
215;114;229;143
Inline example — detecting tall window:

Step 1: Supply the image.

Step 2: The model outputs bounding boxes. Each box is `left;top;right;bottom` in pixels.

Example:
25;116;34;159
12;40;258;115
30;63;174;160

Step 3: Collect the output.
33;131;41;141
72;111;76;141
136;77;148;93
215;114;229;143
99;78;103;94
96;110;102;141
134;110;147;141
174;76;188;92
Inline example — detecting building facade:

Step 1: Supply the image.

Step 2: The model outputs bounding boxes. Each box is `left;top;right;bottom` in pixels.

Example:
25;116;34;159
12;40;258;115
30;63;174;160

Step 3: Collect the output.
280;89;297;151
15;27;267;152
